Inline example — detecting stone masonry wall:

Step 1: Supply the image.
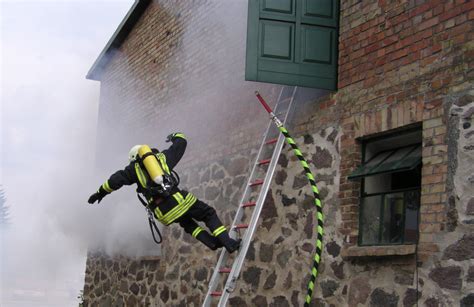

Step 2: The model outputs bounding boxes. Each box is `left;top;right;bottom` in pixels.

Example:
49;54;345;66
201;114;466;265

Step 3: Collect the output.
83;127;341;306
84;0;474;306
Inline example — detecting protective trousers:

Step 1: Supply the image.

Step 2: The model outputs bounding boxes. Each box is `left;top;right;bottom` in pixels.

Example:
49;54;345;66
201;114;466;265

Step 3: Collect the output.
175;199;237;251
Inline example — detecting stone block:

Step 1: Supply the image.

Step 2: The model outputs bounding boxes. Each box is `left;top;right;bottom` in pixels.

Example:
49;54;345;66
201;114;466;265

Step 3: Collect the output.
403;288;421;307
321;279;339;298
229;297;248;307
348;276;371;306
129;283;139;296
270;296;290;307
370;288;399;307
263;271;277;290
326;241;341;258
443;235;474;261
275;169;288;185
194;267;207;282
330;261;345;280
252;295;268;307
468;266;474;283
276;250;292;268
461;294;474;307
259;242;274;262
341;245;416;257
429;266;462;290
312;147;334;168
456;94;474;107
242;266;262;289
467;198;474;215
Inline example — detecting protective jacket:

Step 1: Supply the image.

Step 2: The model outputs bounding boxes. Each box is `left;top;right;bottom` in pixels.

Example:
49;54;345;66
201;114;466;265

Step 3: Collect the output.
98;134;197;225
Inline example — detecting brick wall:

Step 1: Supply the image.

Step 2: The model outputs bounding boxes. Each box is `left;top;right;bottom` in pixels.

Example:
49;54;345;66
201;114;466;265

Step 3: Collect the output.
335;0;473;257
84;0;474;306
332;1;472;304
96;0;281;171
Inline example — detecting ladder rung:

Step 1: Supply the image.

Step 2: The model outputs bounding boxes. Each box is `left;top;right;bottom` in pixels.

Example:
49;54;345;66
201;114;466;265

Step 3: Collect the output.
211;291;222;297
249;179;264;187
265;138;278;145
242;201;256;208
258;159;271;165
219;267;232;273
234;224;249;229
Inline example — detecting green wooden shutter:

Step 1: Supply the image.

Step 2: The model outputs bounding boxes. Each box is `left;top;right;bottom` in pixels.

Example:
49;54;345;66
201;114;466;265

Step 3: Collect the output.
245;0;339;90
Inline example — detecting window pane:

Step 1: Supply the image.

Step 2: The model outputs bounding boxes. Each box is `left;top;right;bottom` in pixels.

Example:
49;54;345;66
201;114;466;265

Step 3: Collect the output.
404;190;420;243
348;151;391;179
371;146;414;174
381;192;404;244
391;168;421;190
364;173;392;194
360;195;382;245
348;144;421;180
365;150;392;166
396;144;421;170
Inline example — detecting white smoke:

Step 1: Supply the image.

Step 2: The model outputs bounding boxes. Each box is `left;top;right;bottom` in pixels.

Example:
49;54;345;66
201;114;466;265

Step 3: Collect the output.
84;0;282;259
1;1;134;306
0;0;325;306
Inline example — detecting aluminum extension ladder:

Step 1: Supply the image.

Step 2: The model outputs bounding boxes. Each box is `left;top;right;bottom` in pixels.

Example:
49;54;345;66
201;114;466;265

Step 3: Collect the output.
202;86;297;307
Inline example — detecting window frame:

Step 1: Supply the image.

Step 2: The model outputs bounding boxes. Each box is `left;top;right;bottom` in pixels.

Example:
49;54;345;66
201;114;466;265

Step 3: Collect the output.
355;129;422;247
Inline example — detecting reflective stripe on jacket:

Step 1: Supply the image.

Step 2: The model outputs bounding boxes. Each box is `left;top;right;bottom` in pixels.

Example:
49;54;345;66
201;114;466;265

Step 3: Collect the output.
134;152;196;225
154;192;197;225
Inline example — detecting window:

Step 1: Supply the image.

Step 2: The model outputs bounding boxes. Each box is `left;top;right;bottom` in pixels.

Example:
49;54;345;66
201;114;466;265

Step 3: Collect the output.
245;0;339;90
349;129;422;246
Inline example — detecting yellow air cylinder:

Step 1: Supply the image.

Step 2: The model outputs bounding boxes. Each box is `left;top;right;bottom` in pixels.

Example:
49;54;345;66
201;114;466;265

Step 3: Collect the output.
138;145;164;185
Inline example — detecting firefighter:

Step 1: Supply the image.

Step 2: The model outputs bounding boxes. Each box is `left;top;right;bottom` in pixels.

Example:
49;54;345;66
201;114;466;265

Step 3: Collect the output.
87;133;241;253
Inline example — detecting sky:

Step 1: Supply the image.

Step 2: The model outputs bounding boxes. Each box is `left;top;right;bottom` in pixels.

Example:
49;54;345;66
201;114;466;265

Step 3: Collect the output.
0;0;135;305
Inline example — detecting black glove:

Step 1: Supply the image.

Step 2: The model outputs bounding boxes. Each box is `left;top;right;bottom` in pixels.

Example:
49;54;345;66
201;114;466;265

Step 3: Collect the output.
88;188;107;204
166;133;177;143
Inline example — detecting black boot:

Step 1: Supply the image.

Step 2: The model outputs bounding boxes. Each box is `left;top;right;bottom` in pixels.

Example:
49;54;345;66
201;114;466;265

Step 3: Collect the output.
196;231;222;250
216;232;241;254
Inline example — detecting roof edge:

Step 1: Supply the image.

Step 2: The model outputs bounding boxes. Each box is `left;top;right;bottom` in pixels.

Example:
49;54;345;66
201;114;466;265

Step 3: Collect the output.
86;0;152;81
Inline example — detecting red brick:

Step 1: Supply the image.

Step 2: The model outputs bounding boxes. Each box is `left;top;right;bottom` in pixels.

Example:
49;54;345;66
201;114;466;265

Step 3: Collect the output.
421;194;442;204
391;48;408;60
453;33;467;45
418;243;440;252
463;1;474;10
422;174;443;184
419;17;439;31
433;3;444;16
365;41;382;53
439;6;463;22
409;3;432;18
420;213;437;222
383;35;398;47
419;223;442;233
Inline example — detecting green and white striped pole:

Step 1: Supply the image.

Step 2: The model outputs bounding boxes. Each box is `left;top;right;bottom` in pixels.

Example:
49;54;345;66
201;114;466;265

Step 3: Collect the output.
255;91;324;306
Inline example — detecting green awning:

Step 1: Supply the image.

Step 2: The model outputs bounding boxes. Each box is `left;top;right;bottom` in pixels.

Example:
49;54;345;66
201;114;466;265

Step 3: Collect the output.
348;144;422;180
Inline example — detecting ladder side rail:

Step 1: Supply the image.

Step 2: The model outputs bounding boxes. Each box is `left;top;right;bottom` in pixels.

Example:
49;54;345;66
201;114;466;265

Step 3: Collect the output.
218;132;286;306
218;86;297;306
227;87;286;237
202;250;229;307
203;88;285;307
228;119;275;234
203;122;273;307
